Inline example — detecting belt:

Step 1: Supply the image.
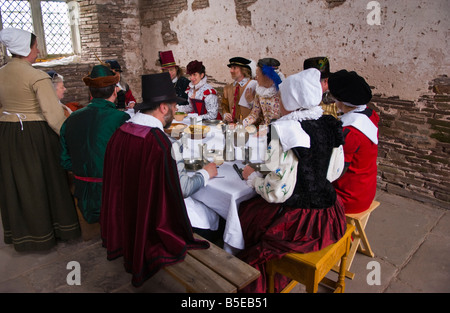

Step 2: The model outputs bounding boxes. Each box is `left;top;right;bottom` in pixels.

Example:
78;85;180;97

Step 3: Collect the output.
74;175;103;183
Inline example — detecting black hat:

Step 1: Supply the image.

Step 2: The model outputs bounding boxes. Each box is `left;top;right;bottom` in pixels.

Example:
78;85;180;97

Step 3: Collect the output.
105;60;122;72
227;57;252;71
303;57;331;79
257;58;280;68
328;70;372;106
134;72;184;111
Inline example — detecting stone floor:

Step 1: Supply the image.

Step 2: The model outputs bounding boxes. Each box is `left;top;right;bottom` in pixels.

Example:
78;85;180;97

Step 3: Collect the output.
0;189;449;294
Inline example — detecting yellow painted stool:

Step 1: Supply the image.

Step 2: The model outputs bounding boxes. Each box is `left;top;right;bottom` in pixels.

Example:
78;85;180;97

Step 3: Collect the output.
333;200;380;279
266;224;355;293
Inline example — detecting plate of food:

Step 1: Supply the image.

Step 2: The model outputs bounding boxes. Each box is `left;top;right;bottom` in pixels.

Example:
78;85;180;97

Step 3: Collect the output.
165;123;187;138
174;112;188;121
184;125;211;139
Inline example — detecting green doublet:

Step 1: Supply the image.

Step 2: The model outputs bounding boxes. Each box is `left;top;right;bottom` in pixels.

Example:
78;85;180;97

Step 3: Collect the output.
60;98;130;223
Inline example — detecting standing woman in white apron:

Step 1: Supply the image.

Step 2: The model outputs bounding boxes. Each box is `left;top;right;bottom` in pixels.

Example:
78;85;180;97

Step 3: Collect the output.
0;28;80;252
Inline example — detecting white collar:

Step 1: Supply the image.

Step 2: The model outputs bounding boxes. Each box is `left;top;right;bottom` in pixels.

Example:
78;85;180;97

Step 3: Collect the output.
339;107;378;144
233;77;249;87
277;106;323;122
190;75;208;90
128;112;164;131
172;77;178;84
272;106;323;151
255;84;278;98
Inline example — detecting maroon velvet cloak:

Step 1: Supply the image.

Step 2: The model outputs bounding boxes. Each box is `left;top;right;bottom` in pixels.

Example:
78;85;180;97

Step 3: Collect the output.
100;123;209;287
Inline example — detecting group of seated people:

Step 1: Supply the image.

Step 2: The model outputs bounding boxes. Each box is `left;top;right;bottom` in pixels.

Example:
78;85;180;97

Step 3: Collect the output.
0;27;378;293
110;51;378;292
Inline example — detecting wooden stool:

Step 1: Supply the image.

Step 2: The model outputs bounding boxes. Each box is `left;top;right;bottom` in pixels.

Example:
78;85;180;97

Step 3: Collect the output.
334;200;380;279
266;224;355;293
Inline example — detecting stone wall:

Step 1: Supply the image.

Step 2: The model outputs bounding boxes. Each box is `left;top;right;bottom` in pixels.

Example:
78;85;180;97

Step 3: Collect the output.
374;76;450;208
33;63;91;105
77;0;142;100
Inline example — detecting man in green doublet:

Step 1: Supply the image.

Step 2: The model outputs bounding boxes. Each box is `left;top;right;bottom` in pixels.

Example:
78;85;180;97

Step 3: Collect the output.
60;64;130;223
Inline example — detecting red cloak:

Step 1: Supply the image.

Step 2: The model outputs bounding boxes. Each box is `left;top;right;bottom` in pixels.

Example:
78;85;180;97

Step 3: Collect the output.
100;123;209;287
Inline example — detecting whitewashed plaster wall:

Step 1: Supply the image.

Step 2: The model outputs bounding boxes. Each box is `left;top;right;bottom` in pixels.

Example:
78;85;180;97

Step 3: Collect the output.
140;0;449;101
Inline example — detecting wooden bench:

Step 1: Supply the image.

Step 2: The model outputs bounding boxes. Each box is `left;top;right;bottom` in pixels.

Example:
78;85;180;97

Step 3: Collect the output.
333;200;380;279
164;233;260;293
266;224;355;293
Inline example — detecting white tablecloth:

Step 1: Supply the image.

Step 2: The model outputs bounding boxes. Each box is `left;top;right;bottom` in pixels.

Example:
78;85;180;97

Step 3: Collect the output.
174;118;267;253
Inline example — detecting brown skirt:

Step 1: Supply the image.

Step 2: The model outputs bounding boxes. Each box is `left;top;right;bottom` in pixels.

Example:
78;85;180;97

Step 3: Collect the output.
0;121;80;252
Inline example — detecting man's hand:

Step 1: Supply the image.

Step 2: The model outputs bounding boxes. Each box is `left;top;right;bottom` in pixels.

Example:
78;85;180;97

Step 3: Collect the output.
203;162;218;178
223;112;233;123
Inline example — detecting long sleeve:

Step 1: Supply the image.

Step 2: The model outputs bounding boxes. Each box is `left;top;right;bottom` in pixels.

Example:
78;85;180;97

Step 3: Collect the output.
221;86;231;115
249;138;298;203
177;101;193;113
199;93;218;120
59;121;72;171
33;77;66;135
243;95;262;126
171;140;209;198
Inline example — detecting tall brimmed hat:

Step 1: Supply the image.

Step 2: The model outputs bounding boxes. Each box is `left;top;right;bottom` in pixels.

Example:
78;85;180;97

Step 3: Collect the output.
186;60;204;75
328;70;372;106
159;51;177;69
134;72;184;111
303;57;332;79
105;60;122;72
227;57;252;71
83;65;120;88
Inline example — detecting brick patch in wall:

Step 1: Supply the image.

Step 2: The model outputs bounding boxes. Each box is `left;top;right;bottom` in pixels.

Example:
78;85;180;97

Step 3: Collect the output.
374;77;450;209
32;63;92;106
234;0;258;27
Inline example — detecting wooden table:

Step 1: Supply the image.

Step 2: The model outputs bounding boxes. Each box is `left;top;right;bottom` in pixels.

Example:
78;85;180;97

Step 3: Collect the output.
164;234;260;293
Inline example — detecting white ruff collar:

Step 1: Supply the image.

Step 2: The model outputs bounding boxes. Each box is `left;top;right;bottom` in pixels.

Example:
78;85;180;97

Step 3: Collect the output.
277;106;323;122
128;112;163;131
256;84;278;98
190;75;208;90
272;106;323;151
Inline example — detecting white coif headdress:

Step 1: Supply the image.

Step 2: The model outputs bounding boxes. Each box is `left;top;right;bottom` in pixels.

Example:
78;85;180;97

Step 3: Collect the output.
0;28;33;57
279;68;323;111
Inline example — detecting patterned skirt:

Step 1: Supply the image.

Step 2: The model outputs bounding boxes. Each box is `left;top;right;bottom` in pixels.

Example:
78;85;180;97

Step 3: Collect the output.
237;195;346;293
0;121;80;252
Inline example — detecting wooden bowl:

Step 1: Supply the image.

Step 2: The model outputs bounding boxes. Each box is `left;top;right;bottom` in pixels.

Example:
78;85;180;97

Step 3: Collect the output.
184;125;210;139
164;123;187;138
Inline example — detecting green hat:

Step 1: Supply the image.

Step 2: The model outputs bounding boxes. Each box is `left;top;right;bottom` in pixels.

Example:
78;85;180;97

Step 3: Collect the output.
83;65;120;88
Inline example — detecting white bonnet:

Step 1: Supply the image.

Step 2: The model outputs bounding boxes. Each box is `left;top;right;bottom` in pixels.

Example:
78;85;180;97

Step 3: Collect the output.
279;68;323;111
0;28;33;57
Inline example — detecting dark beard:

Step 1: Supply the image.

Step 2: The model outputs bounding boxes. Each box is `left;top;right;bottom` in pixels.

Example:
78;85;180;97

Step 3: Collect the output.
163;110;174;129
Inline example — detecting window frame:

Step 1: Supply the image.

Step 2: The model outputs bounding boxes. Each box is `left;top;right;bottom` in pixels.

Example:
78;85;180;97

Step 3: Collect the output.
1;0;81;58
